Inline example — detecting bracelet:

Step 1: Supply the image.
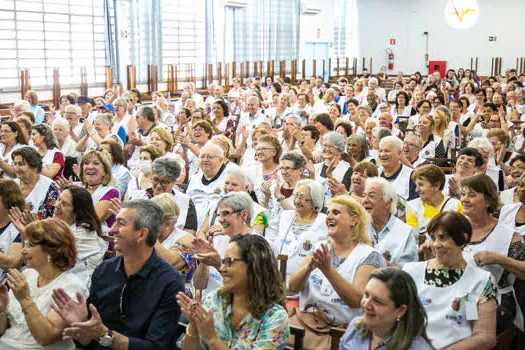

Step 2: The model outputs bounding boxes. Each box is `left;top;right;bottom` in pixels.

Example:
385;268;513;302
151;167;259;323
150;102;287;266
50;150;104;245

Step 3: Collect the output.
186;325;198;338
22;302;35;314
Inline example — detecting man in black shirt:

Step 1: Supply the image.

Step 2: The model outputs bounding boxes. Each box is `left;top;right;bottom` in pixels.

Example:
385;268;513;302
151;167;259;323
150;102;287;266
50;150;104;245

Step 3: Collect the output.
52;200;184;349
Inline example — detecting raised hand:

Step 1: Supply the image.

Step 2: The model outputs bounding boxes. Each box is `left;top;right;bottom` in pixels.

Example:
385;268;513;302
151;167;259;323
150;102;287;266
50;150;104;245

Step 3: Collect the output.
107;198;121;216
311;243;331;274
56;176;74;190
0;284;9;313
6;269;30;302
8;207;28;235
63;304;106;343
51;288;88;326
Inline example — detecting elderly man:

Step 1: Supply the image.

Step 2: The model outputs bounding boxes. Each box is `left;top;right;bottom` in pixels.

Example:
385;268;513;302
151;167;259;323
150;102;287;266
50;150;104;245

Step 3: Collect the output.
312;88;336;114
185;143;229;227
378;112;402;139
64;104;84;141
129;156;198;235
182;82;204;108
403;134;425;168
238;96;269;138
363;77;386;102
52;200;184;349
363;177;418;267
378;136;416;201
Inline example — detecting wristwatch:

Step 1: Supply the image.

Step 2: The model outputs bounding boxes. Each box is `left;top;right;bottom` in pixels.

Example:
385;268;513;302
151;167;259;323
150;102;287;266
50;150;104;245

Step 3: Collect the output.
98;329;114;347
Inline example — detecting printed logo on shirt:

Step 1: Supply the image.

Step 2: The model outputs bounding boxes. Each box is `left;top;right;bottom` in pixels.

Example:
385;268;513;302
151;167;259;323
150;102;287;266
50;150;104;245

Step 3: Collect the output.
310;273;322;287
446;314;463;325
451;297;461;311
382;250;392;262
214;187;222;195
303;240;313;252
420;296;432;306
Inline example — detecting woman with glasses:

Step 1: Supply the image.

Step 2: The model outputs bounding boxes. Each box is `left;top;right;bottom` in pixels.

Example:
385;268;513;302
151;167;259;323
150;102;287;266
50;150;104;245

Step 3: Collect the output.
275;180;327;283
0;122;27;179
253;135;282;204
177;120;213;178
76;113;122;153
31;124;65;181
313;131;353;200
0;218;87;350
289;195;385;347
177;233;289;349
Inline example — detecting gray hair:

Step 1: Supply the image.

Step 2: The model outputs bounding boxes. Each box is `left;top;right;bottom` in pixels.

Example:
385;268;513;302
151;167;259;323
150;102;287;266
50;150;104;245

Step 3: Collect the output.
405;134;423;148
379;135;402;151
121;199;164;247
32;124;59;149
247;95;260;104
285;114;301;127
152;156;181;181
65;104;82;116
348;134;369;159
294;179;325;213
435;105;451;119
357;105;373;115
373;127;392;144
216;191;253;223
468;137;494;157
14;100;31;112
280;150;306;169
365;177;398;215
95;113;114;129
52;118;69;131
151;193;180;223
113;97;128;110
225;165;251;188
202;143;225;159
323;131;346;152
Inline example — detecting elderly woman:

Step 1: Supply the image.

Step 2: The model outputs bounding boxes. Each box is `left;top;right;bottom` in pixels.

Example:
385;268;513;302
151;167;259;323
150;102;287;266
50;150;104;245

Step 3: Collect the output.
404;212;496;349
289;195;385;347
193;192;266;298
340;267;433;350
460;174;525;331
505;154;525;191
211;99;234;138
500;174;525;236
76;113;121;153
0;218;87;349
330;161;379;203
132;156;197;235
0;122;27;179
468;137;506;191
390;91;415;123
150;127;174;157
151;194;196;295
127;145;160;198
0;180;25;278
13;147;60;219
313;131;353;200
178;120;213;177
52;118;78;159
200;166;268;237
253;135;282;203
406;164;462;233
446;147;483;198
23;90;45;124
31;124;65;181
275;180;327;282
77;149;119;234
346;134;371;166
177;234;289;349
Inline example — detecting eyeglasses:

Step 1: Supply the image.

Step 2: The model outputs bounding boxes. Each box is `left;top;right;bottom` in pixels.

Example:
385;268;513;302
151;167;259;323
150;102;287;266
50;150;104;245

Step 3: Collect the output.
216;209;242;219
403;142;417;148
221;257;245;268
255;147;275;152
151;176;172;187
279;166;297;172
294;195;313;202
199;154;221;160
23;240;40;248
322;144;339;150
0;130;13;134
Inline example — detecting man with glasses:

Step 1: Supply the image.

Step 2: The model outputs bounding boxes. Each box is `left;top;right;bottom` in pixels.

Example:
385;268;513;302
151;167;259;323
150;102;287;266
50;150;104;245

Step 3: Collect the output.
186;144;228;228
403;134;424;168
52;199;184;349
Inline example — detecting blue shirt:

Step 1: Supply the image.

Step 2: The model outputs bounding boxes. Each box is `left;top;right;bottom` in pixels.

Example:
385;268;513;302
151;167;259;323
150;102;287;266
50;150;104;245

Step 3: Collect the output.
339;320;433;350
82;250;184;349
368;215;418;267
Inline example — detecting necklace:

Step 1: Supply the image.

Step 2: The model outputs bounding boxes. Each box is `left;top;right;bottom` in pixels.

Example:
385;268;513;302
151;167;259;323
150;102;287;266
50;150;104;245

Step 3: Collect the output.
87;183;102;190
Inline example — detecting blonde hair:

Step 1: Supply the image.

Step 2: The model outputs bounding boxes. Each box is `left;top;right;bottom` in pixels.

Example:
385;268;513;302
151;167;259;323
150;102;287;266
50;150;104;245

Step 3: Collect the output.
211;134;235;159
433;110;448;137
151;127;174;152
329;195;370;244
79;149;114;186
151;193;180;223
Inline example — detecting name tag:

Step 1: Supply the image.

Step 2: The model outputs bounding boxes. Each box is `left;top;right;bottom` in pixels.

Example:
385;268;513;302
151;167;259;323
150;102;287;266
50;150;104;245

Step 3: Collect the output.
465;298;478;320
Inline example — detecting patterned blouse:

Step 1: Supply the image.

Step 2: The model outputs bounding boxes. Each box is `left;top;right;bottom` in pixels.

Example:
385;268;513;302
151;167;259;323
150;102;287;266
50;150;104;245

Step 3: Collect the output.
180;289;290;349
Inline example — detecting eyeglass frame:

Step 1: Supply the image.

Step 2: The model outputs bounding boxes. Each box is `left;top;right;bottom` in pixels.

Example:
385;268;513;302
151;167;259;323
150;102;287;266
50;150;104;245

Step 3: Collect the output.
221;257;245;268
151;176;173;187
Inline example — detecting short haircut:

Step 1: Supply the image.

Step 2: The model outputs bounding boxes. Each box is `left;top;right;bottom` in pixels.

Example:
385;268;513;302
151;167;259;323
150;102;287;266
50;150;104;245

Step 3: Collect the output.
121;199;164;247
427;211;472;247
193;120;213;138
52;118;70;131
302;125;320;142
213;99;230;116
294;179;325;213
458;147;483;167
2;121;27;145
314;113;334;131
79;150;113;186
0;179;25;210
335;120;353;138
151;193;180;223
348;134;369;160
225;165;251;187
379;135;403;151
25;218;77;270
486;128;509;146
280;150;306;170
12;146;43;173
138;105;155;122
323;131;346;152
216;191;253;223
510;154;525;167
151;127;174;152
365;177;397;215
257;135;282;163
354;161;378;177
411;164;446;191
138;145;161;161
65;104;82;116
152;156;181;181
460;174;501;214
468;137;494;157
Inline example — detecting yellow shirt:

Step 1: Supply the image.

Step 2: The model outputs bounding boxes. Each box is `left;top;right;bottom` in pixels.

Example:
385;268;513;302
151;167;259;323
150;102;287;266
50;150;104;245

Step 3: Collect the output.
406;198;463;228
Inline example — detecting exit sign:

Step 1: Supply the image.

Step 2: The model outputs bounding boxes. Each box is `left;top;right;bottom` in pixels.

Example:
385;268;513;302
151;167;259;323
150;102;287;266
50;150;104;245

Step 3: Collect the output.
390;38;396;45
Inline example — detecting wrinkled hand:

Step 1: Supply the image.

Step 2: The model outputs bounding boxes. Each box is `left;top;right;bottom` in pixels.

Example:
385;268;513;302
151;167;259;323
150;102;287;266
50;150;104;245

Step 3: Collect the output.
474;251;502;267
107;198;121;216
56;176;74;190
8;207;28;235
7;269;30;302
208;224;223;237
418;241;434;260
261;180;272;197
51;288;88;326
328;176;347;196
305;159;315;178
192;237;216;255
195;252;221;270
448;176;459;197
0;285;9;312
312;243;331;274
63;304;106;344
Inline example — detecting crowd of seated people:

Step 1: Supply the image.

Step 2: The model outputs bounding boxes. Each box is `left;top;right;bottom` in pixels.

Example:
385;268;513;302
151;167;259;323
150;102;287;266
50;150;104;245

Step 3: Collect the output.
0;67;524;349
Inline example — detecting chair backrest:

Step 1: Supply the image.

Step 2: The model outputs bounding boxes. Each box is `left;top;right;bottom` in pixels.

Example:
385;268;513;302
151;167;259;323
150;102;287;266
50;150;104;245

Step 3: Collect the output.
329;326;346;350
277;254;288;287
289;325;305;350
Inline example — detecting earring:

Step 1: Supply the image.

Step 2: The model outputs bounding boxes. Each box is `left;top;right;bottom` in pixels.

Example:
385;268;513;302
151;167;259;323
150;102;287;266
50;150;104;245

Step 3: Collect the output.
47;256;51;263
396;316;401;322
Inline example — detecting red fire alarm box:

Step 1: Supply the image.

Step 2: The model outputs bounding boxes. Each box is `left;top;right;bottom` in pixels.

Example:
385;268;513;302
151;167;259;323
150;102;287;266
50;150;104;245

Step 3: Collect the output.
429;61;447;78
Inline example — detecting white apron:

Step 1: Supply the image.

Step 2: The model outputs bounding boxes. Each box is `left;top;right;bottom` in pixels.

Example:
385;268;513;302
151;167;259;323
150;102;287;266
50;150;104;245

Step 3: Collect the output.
314;160;351;200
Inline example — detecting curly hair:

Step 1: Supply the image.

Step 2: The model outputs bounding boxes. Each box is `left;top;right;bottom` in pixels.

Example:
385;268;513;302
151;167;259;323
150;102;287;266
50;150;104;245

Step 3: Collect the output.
218;234;286;319
25;218;77;271
257;135;282;164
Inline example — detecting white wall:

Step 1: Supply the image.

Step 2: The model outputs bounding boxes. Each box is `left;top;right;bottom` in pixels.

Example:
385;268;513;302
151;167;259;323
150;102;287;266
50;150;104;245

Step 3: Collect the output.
299;0;336;58
356;0;525;76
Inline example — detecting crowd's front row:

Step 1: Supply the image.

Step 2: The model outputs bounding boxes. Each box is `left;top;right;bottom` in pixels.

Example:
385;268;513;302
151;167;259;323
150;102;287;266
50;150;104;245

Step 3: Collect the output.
0;171;513;350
